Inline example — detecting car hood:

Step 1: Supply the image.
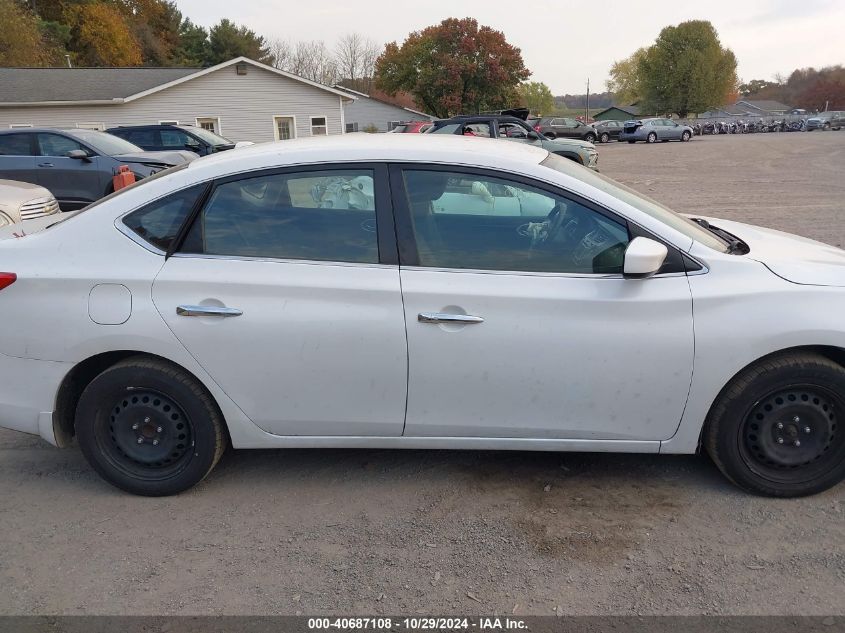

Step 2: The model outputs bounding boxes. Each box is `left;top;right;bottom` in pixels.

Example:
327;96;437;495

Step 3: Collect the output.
543;138;595;151
112;151;197;165
693;216;845;287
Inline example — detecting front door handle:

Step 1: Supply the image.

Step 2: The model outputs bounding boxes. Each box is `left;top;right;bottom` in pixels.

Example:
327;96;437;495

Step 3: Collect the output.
37;162;54;168
418;312;484;324
177;305;243;317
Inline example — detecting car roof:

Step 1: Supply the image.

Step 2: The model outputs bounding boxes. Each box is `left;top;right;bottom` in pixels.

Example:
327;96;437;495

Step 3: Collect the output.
107;124;194;130
182;134;550;180
434;115;527;124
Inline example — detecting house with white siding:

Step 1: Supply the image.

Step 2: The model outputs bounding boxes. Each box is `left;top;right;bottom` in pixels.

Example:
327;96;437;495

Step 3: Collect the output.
334;86;432;132
0;57;354;143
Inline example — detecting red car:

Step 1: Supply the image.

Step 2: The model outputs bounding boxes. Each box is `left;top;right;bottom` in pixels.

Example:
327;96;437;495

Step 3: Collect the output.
389;121;432;133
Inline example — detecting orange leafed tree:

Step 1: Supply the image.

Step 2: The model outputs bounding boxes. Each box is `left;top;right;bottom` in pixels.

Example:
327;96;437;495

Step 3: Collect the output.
65;2;142;66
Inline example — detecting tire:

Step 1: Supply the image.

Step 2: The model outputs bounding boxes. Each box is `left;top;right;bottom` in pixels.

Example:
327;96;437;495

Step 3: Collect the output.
76;356;227;496
584;133;596;143
599;132;610;143
627;140;636;144
646;132;657;143
704;352;845;497
544;132;556;139
681;131;691;142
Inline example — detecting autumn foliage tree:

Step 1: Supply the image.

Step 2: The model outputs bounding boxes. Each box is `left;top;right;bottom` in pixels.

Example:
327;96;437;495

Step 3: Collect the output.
0;0;63;66
375;17;530;118
64;1;143;66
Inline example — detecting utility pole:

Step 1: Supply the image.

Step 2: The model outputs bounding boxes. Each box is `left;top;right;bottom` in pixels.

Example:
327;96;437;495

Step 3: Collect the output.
585;78;590;122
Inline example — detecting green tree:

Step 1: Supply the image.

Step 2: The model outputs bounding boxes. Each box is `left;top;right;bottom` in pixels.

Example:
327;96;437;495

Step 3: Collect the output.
174;17;208;65
518;81;554;115
739;78;778;96
638;20;738;117
0;0;63;65
375;17;531;118
606;47;647;104
206;18;272;65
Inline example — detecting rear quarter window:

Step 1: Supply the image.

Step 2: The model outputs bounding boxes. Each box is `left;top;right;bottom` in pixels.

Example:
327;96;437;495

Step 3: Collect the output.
122;183;205;252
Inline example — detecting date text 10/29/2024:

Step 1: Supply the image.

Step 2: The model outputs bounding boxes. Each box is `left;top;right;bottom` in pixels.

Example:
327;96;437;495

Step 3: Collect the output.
307;617;528;630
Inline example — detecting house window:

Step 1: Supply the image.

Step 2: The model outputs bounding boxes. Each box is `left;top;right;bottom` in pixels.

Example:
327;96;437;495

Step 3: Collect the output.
345;122;359;133
9;124;33;128
273;116;296;141
159;120;179;125
76;122;105;131
310;116;328;136
196;117;221;134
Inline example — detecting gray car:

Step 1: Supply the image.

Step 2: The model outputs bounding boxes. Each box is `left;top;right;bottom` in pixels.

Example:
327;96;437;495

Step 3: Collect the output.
619;118;693;144
0;128;196;210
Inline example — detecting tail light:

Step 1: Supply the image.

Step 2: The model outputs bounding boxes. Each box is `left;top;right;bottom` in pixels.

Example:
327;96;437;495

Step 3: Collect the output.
533;124;541;132
0;273;16;291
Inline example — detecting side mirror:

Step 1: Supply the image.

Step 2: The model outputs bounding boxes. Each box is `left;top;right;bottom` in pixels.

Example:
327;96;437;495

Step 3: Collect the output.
623;237;668;279
66;149;90;160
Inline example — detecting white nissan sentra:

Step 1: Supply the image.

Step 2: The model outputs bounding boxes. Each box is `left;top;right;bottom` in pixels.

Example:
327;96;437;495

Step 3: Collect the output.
1;135;844;497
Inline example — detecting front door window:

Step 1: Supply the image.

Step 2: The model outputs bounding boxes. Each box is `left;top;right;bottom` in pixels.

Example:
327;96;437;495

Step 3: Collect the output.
400;169;630;274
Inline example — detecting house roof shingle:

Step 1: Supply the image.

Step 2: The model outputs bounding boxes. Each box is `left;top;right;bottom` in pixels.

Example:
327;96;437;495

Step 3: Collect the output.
0;67;200;103
737;100;792;114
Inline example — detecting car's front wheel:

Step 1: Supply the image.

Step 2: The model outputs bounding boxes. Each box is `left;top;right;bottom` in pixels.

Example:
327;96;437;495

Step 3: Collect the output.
584;133;596;143
681;131;691;142
705;353;845;497
76;356;227;496
599;132;610;143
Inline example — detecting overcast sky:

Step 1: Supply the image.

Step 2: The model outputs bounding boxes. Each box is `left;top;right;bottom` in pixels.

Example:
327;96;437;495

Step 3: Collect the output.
177;0;844;94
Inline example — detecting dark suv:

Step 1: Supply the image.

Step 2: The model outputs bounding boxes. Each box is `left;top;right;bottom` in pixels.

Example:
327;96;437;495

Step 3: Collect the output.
107;124;238;156
533;117;598;142
0;128;195;210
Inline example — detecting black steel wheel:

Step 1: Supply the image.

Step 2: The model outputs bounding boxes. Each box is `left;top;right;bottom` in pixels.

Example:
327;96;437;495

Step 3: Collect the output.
76;356;227;496
706;353;845;496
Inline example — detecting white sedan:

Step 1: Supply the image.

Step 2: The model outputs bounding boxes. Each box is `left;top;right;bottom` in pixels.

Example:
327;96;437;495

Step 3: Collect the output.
1;135;844;497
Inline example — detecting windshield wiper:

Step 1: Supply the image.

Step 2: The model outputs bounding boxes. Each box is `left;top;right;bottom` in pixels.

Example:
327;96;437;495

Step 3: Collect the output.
690;218;746;254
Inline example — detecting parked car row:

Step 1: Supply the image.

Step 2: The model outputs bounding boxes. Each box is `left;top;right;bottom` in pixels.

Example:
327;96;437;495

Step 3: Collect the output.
425;113;599;170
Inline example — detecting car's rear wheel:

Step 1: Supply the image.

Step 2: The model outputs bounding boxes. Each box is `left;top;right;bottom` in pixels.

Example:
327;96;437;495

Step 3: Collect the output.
705;353;845;497
599;132;610;143
627;140;636;144
584;133;596;143
646;132;657;143
681;131;691;142
76;357;227;496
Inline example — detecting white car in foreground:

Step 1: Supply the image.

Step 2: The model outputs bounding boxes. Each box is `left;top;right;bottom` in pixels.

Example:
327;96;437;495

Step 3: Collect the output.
1;135;844;497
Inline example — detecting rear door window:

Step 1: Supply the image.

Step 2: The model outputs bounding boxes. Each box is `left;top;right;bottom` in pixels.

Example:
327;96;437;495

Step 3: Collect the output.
0;134;34;155
181;168;379;264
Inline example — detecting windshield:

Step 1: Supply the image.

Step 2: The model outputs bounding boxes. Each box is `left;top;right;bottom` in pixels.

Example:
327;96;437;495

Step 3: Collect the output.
427;123;461;134
188;127;232;146
67;130;144;156
540;153;729;252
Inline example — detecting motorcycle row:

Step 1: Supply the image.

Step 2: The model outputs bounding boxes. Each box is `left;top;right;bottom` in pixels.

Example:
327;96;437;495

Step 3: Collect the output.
692;119;807;135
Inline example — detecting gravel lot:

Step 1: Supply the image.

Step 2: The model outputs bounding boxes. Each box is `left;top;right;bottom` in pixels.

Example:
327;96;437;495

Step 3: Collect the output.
1;132;844;616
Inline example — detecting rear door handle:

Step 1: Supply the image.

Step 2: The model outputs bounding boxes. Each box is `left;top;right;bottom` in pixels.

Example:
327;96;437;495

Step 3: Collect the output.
177;304;243;317
37;162;54;167
418;312;484;324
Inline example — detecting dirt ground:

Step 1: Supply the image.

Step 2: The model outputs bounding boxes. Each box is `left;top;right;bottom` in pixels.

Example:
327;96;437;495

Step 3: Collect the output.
1;132;844;616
